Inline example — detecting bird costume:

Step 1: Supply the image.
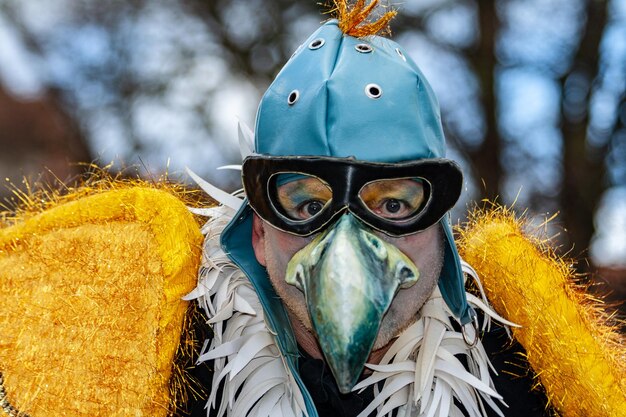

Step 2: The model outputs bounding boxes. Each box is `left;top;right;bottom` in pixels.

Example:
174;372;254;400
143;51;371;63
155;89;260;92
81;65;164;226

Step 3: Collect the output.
185;2;625;416
0;1;624;417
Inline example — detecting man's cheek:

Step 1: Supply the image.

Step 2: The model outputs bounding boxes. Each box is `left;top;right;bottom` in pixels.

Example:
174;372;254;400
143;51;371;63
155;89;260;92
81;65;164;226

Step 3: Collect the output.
268;230;314;268
273;238;296;267
264;234;300;276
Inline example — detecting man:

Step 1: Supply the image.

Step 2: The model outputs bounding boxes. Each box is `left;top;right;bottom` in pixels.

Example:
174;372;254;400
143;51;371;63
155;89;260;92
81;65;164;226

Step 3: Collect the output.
188;3;550;416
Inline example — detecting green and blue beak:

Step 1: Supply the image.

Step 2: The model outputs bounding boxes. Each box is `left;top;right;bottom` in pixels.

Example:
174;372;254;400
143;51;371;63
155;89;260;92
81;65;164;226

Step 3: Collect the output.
285;214;419;393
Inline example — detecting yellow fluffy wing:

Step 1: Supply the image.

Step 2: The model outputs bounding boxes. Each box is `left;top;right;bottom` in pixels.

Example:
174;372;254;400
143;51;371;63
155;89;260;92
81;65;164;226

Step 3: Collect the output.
0;186;202;417
458;208;626;417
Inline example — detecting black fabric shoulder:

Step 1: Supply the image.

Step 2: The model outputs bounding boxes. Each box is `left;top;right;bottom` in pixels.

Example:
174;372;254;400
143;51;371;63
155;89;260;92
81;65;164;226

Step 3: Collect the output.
298;348;376;417
482;327;554;417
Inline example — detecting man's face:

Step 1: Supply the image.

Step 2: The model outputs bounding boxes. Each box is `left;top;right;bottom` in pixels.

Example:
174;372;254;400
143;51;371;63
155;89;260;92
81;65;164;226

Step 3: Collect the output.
251;213;444;352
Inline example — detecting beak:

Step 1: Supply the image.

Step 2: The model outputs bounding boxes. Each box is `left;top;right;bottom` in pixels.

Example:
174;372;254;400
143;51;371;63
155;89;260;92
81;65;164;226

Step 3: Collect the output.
285;214;419;393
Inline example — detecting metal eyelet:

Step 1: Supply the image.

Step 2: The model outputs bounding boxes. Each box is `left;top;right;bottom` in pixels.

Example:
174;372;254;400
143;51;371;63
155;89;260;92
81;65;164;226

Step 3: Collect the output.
355;43;373;53
462;314;480;348
365;83;383;99
287;90;300;105
395;47;407;62
308;38;325;50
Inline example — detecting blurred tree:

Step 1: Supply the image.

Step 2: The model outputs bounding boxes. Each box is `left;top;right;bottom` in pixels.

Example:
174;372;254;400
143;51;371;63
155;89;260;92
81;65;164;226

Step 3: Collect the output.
467;0;500;204
0;81;90;201
560;0;609;267
183;0;323;82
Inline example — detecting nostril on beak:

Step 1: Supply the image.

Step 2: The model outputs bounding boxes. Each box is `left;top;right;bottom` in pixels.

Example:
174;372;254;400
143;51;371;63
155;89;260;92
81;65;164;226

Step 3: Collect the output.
362;231;388;260
286;263;306;291
396;263;418;287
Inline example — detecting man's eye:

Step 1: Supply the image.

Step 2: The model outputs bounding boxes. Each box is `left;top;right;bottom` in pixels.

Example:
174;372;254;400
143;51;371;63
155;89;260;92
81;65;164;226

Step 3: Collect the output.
359;178;425;221
298;200;325;219
377;198;410;219
384;199;402;214
275;174;332;221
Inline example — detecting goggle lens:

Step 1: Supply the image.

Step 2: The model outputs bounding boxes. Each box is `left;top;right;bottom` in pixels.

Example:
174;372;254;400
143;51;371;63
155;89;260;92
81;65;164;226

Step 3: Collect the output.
359;178;426;221
275;173;333;221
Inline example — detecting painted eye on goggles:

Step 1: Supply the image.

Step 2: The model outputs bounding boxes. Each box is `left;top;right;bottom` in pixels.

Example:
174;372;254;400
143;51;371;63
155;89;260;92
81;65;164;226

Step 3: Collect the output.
242;155;463;237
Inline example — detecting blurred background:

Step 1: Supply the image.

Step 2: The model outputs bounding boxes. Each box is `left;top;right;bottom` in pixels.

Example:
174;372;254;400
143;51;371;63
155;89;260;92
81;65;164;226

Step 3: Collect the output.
0;0;624;306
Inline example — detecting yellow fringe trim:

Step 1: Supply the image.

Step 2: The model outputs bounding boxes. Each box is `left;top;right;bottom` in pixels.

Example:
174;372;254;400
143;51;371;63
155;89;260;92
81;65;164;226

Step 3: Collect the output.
458;206;626;417
331;0;397;37
0;176;203;416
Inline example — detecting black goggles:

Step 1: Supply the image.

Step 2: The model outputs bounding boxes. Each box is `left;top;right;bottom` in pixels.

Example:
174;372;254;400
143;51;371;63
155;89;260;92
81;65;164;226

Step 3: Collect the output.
242;155;463;237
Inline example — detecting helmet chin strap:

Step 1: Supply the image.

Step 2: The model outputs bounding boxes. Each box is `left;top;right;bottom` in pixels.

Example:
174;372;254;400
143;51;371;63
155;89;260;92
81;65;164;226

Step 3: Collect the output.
285;214;419;393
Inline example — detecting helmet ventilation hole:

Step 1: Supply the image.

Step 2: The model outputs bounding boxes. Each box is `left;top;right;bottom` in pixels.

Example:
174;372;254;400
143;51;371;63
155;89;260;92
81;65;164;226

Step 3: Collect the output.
287;90;300;105
365;83;382;99
355;43;373;53
395;48;407;61
308;38;325;50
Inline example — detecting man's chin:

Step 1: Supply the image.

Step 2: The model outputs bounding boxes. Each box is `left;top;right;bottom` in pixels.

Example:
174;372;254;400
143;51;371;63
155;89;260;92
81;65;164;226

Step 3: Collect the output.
371;315;414;352
371;334;394;352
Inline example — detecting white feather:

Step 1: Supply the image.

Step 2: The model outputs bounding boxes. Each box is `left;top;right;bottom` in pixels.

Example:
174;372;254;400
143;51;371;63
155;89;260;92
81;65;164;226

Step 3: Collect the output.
217;165;243;171
186;167;243;210
238;119;256;158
